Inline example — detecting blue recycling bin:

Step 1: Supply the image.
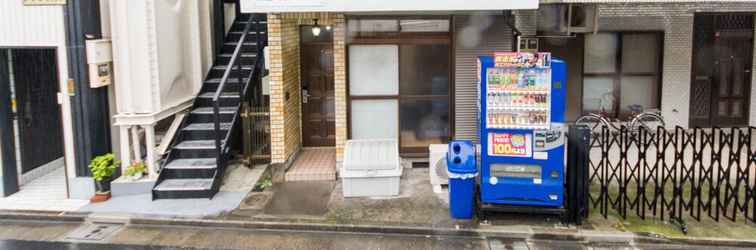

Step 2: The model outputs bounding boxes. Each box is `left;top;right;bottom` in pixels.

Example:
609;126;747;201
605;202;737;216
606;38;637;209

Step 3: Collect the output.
447;140;477;220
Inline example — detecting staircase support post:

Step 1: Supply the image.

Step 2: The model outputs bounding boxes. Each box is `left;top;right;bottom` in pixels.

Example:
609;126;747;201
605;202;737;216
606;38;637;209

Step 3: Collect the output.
119;125;131;175
143;125;158;178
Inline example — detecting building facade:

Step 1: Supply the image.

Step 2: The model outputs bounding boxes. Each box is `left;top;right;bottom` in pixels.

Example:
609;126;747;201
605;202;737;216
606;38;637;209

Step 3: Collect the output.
0;0;112;200
244;0;756;172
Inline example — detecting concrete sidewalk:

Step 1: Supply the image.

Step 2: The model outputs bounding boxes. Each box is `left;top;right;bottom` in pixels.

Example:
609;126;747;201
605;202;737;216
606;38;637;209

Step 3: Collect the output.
1;167;755;247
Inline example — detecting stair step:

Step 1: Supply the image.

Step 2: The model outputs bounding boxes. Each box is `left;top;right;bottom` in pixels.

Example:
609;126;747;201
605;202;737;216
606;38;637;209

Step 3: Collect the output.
212;65;253;71
164;158;217;170
184;122;232;131
198;92;240;99
191;107;237;115
195;92;241;107
237;20;267;24
154;178;213;191
229;31;266;35
188;107;237;123
205;77;249;84
219;52;257;58
223;41;258;46
174;140;221;150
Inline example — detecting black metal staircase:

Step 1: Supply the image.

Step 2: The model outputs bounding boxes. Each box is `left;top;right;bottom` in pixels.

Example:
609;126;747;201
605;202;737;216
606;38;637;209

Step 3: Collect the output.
152;14;267;199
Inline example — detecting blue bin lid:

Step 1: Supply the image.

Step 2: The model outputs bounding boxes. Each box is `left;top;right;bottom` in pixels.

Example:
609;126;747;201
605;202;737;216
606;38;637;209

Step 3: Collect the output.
447;140;477;174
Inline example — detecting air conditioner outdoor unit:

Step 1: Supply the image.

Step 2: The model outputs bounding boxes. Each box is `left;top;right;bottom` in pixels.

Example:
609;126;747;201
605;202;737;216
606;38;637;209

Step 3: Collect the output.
537;4;597;35
429;144;449;194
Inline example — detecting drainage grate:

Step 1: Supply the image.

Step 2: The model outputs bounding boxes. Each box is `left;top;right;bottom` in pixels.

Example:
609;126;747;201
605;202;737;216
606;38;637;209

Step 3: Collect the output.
65;223;123;242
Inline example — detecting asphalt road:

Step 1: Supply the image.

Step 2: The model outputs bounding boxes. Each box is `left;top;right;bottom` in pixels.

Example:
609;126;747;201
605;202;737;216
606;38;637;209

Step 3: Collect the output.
0;239;206;250
0;218;751;250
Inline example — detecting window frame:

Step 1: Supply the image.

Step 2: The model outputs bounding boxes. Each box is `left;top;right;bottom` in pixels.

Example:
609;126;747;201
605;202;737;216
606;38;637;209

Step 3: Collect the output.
581;31;664;119
345;16;454;157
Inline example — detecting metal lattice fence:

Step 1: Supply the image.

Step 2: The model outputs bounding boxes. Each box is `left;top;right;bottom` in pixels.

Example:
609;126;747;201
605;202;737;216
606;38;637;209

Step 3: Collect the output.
585;126;756;223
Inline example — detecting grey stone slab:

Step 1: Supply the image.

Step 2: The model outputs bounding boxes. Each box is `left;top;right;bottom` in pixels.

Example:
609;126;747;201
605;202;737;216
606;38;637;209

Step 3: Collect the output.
111;177;156;196
78;191;247;218
154;178;213;191
68;177;95;200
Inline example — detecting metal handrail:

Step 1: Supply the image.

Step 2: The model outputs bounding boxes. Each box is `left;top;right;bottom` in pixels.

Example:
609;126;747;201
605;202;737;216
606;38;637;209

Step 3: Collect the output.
211;15;263;168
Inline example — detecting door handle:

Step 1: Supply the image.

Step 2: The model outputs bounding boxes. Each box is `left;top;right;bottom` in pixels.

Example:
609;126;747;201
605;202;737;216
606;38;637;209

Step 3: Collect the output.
302;89;310;104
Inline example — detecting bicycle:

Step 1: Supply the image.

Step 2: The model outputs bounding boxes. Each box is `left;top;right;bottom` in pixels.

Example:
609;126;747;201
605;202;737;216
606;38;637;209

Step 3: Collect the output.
575;106;666;134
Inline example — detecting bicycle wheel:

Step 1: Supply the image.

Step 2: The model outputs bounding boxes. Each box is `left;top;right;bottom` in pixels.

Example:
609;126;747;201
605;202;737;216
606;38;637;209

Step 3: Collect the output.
631;113;665;132
575;114;610;132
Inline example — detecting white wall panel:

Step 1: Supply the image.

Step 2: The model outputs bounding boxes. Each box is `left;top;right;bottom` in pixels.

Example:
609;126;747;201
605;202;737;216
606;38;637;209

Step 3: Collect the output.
0;1;76;178
154;0;204;111
111;0;214;115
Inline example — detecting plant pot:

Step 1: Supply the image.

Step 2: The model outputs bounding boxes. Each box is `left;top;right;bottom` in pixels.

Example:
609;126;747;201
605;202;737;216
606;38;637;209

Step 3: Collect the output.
95;177;112;194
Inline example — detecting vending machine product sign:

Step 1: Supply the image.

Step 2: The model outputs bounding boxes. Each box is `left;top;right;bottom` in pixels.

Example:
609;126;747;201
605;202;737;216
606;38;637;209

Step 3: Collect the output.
478;52;566;209
488;132;531;157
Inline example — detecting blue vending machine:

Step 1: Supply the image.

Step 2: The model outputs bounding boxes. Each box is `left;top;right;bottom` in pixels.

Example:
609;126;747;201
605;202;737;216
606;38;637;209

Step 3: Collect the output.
477;52;567;209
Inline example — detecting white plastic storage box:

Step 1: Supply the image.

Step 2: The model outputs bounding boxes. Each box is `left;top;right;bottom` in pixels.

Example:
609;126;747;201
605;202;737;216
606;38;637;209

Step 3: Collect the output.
341;139;402;197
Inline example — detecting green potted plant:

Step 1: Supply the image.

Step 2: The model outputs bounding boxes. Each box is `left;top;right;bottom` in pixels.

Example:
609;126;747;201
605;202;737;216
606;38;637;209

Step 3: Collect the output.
124;161;146;181
89;153;119;195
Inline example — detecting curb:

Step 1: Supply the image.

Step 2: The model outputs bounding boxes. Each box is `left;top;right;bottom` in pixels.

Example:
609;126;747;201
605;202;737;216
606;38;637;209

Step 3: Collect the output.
0;210;86;223
1;210;756;248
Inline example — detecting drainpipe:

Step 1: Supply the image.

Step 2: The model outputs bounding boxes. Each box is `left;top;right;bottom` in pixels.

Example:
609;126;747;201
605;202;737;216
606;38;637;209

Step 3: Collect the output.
503;10;522;52
214;0;227;57
64;0;112;178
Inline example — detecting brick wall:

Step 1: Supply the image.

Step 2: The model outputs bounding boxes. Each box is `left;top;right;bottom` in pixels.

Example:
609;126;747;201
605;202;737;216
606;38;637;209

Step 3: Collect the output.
267;14;300;164
267;13;347;164
518;2;756;127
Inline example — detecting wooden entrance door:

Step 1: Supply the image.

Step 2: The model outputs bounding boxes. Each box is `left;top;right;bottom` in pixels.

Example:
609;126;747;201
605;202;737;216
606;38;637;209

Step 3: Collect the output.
11;49;65;173
691;14;754;127
300;27;335;147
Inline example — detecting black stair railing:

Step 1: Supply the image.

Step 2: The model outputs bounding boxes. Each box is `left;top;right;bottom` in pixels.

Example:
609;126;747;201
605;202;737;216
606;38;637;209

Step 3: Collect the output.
212;15;266;170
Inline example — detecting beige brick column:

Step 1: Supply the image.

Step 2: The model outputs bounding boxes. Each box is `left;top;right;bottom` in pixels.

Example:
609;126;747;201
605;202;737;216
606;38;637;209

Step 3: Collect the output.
267;14;286;164
268;13;346;163
333;14;347;161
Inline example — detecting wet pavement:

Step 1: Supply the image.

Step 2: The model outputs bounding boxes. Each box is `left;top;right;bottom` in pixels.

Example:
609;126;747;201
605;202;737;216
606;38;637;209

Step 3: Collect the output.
0;239;206;250
226;168;456;227
0;218;753;250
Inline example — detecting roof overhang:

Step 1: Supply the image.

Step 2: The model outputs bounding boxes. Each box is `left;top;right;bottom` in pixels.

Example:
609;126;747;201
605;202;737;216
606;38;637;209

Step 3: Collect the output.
241;0;538;13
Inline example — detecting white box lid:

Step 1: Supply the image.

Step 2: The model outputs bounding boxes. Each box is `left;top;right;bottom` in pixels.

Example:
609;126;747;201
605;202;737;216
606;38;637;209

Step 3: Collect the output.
343;139;399;171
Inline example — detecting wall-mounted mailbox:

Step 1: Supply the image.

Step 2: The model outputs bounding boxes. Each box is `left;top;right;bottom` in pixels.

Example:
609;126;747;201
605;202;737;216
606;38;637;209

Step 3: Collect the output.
85;39;113;88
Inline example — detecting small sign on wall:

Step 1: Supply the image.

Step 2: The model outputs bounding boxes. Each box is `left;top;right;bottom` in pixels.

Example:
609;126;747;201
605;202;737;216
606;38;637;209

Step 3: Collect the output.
23;0;66;5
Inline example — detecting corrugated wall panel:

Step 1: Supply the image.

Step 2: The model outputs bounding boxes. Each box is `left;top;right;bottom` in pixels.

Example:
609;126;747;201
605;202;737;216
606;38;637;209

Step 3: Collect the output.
453;15;513;143
0;1;66;47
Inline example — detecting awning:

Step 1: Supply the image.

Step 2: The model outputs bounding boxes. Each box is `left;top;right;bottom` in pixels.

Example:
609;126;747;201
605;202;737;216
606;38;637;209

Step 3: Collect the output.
241;0;538;13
